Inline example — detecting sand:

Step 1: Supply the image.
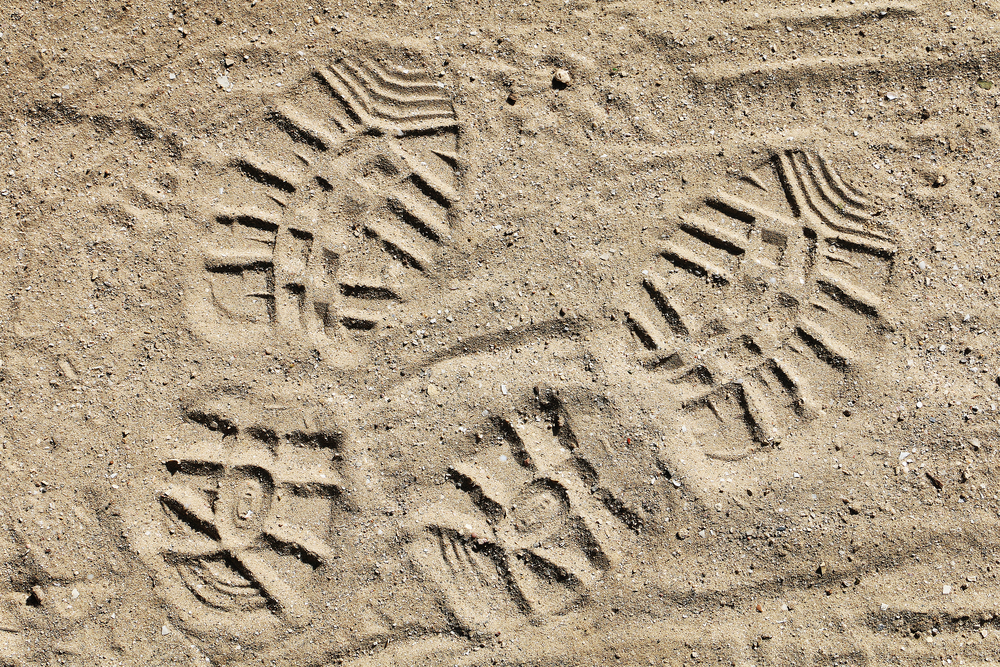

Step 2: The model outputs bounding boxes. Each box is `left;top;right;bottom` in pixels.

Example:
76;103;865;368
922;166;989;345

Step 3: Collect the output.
1;0;999;664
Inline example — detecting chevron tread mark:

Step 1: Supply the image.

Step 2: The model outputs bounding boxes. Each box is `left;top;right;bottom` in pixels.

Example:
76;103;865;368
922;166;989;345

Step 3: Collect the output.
630;149;898;458
188;56;461;359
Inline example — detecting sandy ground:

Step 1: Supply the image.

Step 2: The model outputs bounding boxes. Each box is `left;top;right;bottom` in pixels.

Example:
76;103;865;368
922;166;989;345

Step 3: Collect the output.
1;0;1000;664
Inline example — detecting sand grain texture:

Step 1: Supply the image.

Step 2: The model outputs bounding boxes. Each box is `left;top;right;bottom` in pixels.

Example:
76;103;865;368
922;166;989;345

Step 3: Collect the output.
1;0;999;664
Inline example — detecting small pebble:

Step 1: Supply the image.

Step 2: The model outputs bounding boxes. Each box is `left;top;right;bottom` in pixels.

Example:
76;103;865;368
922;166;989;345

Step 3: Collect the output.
161;625;170;635
942;584;952;595
553;68;572;88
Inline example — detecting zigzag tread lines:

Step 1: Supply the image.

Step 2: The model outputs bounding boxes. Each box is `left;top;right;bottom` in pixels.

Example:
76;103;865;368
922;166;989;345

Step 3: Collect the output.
788;153;892;242
800;151;871;221
817;150;870;207
356;60;446;92
824;218;895;245
779;151;896;244
775;151;807;219
434;530;458;575
330;61;454;124
325;62;377;116
340;59;453;111
315;67;370;125
792;152;868;222
295;79;357;133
